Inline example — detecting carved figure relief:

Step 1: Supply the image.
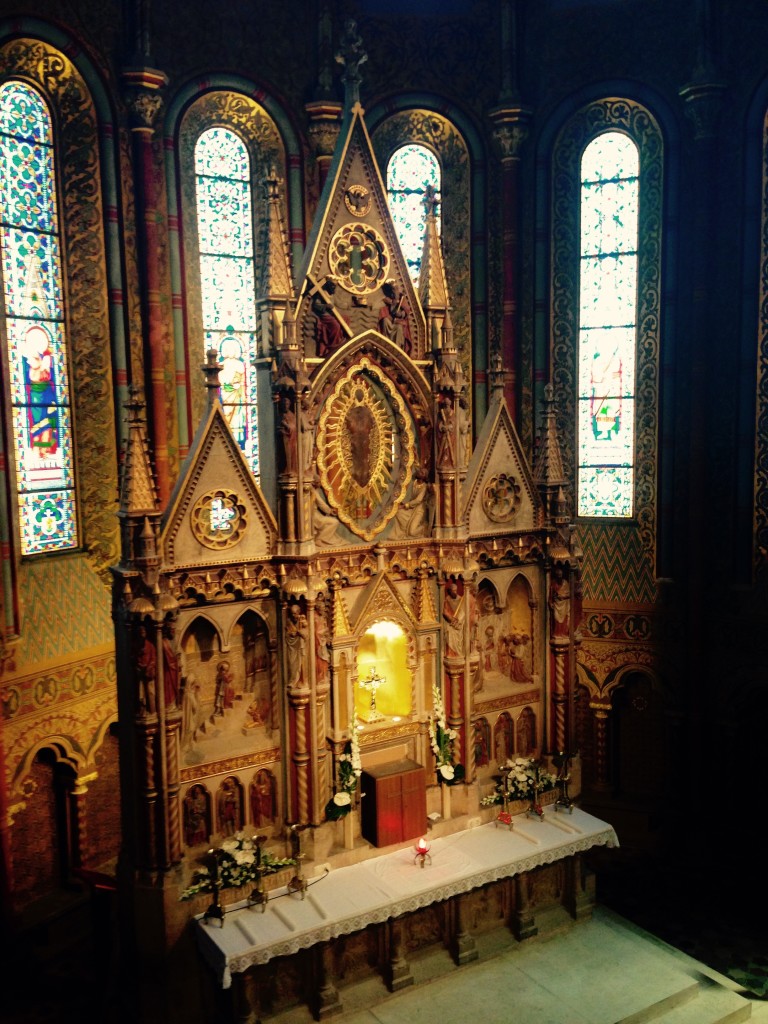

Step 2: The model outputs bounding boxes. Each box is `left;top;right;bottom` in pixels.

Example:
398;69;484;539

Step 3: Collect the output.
475;577;535;698
179;614;273;768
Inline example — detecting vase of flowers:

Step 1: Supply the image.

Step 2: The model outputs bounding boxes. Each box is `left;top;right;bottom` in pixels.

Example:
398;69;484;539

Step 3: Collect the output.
428;683;465;798
480;758;558;817
179;833;296;903
325;723;362;826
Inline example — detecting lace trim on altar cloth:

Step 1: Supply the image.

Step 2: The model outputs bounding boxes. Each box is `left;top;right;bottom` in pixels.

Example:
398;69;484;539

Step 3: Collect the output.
196;807;619;988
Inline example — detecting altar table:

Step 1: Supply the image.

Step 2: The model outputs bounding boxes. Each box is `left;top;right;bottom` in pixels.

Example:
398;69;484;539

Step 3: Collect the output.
195;806;618;990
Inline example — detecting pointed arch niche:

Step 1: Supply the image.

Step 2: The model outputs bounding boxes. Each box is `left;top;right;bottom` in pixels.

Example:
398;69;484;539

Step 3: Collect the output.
178;607;277;770
355;620;412;722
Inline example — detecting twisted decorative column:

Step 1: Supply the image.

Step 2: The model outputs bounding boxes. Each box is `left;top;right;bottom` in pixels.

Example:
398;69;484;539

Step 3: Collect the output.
292;695;311;825
164;712;182;865
70;772;97;869
550;638;569;756
589;702;612;792
445;662;464;768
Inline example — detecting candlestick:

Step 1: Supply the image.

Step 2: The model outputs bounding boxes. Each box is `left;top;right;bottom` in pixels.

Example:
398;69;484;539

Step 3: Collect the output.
413;837;432;868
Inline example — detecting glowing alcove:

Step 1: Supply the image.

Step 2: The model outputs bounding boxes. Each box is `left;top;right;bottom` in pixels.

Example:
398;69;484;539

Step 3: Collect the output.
355;621;412;722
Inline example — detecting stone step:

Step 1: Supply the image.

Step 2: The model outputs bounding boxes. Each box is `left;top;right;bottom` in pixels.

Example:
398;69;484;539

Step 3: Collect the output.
265;905;755;1024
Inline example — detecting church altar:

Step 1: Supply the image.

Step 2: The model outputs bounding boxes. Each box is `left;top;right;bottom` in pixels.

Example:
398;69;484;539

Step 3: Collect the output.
195;806;618;990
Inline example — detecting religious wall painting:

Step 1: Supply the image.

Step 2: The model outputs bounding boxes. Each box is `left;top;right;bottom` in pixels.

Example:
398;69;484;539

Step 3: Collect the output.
316;359;415;540
216;775;243;837
183;782;211;848
494;712;514;765
179;611;274;768
473;716;491;768
250;768;277;830
474;576;535;700
516;706;536;757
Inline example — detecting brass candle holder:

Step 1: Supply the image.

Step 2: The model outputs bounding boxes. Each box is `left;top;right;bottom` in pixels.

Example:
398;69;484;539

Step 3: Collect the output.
413;837;432;868
247;835;269;913
553;751;574;814
203;848;225;927
287;852;308;898
526;761;545;820
495;764;514;830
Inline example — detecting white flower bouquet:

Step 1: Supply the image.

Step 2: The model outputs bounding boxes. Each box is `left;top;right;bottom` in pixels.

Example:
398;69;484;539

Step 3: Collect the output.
179;833;296;901
326;723;362;821
428;683;464;785
480;757;557;807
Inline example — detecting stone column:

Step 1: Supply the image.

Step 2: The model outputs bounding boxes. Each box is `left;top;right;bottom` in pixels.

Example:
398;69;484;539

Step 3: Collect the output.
122;67;172;504
512;871;537;941
565;853;595;921
488;106;531;423
315;941;342;1019
452;893;478;965
386;918;414;992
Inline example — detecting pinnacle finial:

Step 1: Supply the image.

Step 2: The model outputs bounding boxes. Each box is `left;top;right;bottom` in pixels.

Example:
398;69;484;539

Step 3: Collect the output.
335;18;367;109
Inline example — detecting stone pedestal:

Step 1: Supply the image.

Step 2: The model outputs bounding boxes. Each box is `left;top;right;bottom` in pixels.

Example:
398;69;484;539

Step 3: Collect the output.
342;809;357;850
441;783;451;820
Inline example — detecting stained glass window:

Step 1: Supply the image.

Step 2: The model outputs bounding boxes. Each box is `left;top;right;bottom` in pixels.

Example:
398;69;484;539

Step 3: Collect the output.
0;81;77;554
195;127;259;479
387;144;441;283
577;131;639;518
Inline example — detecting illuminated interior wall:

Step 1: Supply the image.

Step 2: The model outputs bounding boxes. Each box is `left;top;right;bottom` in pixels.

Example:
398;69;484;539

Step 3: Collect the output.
355;621;412;720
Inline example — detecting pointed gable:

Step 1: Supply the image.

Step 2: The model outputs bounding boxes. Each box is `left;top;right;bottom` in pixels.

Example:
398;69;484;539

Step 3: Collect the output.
160;401;277;569
349;571;418;634
463;396;543;536
295;104;427;359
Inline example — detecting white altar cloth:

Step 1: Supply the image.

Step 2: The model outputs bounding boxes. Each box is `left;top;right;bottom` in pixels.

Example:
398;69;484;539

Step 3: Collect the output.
195;806;618;988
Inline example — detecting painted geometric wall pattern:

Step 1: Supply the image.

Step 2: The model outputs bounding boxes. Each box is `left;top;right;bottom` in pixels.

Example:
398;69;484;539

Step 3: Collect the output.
16;558;113;668
579;524;657;605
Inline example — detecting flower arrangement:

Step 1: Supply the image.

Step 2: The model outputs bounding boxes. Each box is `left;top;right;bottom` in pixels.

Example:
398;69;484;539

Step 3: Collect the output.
428;683;464;785
179;833;296;901
325;724;362;821
480;758;558;807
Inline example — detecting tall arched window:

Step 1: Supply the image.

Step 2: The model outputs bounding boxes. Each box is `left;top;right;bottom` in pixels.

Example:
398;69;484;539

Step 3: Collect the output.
0;80;77;555
550;97;662;603
386;143;441;283
194;127;259;479
577;132;639;518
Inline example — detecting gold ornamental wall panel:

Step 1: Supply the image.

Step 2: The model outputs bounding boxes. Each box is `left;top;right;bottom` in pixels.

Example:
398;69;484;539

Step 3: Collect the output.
317;358;414;541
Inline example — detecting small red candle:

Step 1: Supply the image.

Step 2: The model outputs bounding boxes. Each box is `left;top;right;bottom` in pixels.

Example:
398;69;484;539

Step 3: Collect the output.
414;837;431;867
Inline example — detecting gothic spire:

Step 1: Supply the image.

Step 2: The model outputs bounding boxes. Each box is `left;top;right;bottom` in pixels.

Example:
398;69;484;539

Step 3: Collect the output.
533;382;568;525
335;17;367;111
